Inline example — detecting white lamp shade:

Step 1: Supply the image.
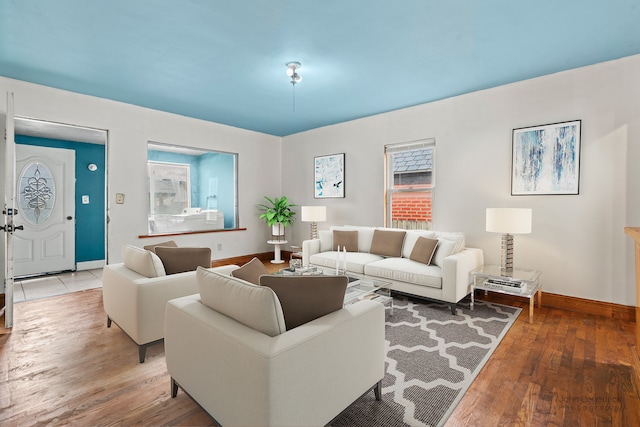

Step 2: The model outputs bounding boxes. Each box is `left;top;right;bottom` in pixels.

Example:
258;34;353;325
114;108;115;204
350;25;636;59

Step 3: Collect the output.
301;206;326;222
486;208;532;234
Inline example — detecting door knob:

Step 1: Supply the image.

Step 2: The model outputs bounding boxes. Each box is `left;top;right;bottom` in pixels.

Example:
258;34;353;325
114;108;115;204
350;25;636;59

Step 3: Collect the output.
67;216;73;220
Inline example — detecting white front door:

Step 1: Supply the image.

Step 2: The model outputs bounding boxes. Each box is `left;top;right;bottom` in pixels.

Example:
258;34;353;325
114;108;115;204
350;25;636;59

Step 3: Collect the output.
13;145;76;277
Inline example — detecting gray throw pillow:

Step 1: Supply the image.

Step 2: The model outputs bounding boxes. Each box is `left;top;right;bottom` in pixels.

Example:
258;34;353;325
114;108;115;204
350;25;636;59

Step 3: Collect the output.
154;246;212;275
409;236;439;265
369;229;406;257
231;257;268;285
333;230;358;251
259;275;348;330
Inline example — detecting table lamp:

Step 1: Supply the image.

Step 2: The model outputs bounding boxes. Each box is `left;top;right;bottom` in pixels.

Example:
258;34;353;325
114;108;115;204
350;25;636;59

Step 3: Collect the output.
486;208;532;272
301;206;326;239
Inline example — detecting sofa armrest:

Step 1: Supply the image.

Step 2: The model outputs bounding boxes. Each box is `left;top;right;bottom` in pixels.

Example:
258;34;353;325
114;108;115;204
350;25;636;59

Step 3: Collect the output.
165;295;385;427
207;264;239;276
302;239;321;266
441;247;484;303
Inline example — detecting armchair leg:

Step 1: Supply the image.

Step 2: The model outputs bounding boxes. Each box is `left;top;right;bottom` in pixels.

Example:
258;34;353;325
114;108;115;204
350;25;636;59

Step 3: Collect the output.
373;380;382;401
171;378;179;398
107;317;112;327
138;345;147;363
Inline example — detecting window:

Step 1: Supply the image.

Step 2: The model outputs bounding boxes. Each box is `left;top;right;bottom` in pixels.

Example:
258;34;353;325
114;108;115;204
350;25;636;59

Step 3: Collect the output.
384;139;435;230
147;142;238;235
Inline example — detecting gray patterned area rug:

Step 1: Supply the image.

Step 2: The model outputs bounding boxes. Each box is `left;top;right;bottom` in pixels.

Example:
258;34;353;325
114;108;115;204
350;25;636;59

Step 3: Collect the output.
331;295;521;427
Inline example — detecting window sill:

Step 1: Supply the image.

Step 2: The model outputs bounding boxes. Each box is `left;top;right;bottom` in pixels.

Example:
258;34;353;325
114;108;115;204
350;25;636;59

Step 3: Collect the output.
138;227;247;239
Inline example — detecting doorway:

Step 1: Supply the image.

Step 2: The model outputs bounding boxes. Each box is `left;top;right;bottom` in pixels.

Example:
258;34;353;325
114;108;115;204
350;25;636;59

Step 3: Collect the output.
14;118;108;277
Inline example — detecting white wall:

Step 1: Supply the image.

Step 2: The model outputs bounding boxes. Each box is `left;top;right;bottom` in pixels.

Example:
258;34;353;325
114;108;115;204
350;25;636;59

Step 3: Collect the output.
283;54;640;307
2;54;638;306
0;76;282;267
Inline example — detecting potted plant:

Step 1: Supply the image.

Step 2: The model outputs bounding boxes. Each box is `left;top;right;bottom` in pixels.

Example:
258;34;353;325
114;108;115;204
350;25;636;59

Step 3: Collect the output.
258;196;297;238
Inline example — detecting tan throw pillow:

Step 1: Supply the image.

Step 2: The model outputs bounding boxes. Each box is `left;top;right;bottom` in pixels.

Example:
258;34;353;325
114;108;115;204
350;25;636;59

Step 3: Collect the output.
154;246;212;275
121;244;166;278
333;230;358;252
231;257;268;285
409;236;439;265
259;275;348;330
197;267;286;337
369;229;406;257
143;240;178;252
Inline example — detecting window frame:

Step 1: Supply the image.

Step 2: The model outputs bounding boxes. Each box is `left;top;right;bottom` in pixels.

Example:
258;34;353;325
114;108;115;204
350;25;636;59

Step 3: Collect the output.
144;141;239;237
384;138;436;230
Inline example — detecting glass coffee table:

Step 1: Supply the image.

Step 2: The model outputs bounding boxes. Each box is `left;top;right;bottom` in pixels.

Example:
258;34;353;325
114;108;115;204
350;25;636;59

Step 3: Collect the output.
278;267;393;313
343;277;393;314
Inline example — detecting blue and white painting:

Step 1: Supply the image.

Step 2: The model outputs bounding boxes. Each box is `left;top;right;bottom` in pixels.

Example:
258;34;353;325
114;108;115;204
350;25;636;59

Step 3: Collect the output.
512;120;581;195
315;153;345;198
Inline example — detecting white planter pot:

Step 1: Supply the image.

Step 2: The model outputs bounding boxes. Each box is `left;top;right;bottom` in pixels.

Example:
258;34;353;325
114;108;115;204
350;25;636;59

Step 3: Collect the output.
272;223;285;236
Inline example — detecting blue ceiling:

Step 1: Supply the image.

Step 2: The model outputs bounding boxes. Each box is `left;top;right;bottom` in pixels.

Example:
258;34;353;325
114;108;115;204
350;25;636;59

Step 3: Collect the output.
1;1;639;137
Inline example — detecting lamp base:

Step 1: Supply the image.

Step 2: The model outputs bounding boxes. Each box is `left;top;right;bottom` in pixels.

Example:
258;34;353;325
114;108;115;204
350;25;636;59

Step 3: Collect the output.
500;233;514;272
309;222;318;240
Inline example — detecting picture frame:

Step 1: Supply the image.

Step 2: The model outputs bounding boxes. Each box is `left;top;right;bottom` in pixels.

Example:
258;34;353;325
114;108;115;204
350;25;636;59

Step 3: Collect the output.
314;153;345;198
511;120;581;195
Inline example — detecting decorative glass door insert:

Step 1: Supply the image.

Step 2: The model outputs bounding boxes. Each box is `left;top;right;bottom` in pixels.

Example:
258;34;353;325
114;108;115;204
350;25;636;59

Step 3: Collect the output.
18;162;55;225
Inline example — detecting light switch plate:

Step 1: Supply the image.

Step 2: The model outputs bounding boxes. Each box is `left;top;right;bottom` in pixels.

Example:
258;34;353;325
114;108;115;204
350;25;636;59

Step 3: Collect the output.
82;195;90;204
115;193;125;204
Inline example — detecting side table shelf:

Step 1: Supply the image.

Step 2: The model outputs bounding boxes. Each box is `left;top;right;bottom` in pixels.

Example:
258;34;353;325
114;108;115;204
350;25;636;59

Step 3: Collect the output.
471;265;542;323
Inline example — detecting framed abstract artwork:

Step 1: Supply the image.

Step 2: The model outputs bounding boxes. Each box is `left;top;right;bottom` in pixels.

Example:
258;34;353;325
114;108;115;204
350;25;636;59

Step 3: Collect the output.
511;120;581;195
314;153;345;198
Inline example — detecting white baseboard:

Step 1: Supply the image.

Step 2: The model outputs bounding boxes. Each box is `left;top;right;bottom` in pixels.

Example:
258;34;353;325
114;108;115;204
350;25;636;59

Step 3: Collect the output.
76;260;105;271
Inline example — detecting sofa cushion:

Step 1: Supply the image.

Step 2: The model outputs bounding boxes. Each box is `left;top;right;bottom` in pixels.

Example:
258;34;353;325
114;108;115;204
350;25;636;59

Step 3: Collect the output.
309;251;384;275
333;230;358;252
231;257;268;285
409;236;439;265
121;244;166;278
143;240;178;252
434;231;466;254
319;229;333;252
197;267;286;337
259;275;348;330
364;257;442;289
154;246;212;275
432;239;457;267
343;225;376;253
369;229;406;257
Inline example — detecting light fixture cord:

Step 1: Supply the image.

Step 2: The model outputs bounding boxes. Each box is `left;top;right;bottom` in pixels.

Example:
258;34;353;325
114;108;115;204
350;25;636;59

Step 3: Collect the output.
292;83;296;113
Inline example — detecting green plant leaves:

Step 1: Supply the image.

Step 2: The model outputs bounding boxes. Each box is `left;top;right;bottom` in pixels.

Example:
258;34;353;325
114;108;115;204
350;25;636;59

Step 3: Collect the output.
257;195;297;227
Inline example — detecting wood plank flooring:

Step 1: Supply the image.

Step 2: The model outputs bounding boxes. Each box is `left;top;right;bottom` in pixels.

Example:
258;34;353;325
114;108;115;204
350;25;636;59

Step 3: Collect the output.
1;265;638;426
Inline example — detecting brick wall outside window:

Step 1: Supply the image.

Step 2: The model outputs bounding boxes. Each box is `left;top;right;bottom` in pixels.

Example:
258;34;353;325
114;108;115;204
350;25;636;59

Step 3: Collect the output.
391;184;432;225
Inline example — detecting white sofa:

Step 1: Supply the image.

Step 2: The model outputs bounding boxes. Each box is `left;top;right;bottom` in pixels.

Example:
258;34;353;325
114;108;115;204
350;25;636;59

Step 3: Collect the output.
102;244;236;362
303;226;484;314
165;267;386;427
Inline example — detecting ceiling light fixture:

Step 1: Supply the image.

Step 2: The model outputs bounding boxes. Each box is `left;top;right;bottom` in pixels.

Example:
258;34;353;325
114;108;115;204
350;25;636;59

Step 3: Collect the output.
286;61;302;85
286;62;302;112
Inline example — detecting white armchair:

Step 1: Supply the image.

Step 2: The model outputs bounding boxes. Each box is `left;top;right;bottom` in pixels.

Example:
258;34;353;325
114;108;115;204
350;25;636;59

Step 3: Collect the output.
102;244;236;362
165;268;386;427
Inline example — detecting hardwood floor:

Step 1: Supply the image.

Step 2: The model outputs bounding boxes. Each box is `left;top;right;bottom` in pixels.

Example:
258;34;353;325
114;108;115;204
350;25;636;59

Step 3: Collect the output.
1;264;638;426
448;293;640;426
